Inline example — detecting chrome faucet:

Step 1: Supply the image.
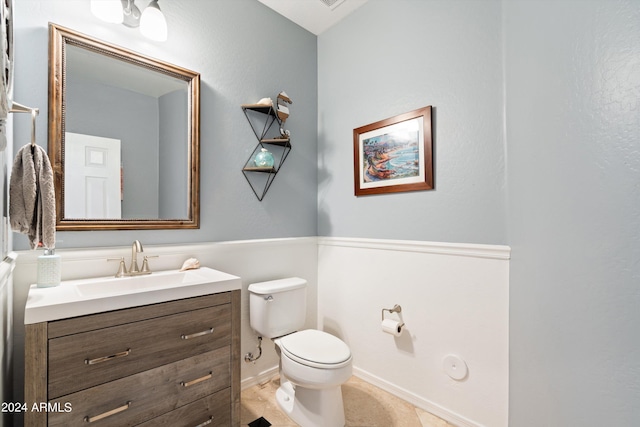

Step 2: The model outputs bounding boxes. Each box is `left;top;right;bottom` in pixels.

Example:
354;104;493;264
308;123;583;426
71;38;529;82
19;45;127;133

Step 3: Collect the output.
129;240;144;274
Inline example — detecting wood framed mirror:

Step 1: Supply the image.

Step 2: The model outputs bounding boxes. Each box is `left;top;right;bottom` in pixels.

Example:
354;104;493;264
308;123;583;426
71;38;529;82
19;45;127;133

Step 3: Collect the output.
49;24;200;230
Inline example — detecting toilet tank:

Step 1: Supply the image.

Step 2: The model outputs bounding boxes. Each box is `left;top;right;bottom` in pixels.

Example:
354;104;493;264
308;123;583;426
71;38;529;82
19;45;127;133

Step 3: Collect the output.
248;277;307;338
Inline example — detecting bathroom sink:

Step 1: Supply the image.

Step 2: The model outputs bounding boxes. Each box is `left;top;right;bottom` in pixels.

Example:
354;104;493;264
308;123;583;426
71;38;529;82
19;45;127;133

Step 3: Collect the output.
24;267;241;324
74;269;226;297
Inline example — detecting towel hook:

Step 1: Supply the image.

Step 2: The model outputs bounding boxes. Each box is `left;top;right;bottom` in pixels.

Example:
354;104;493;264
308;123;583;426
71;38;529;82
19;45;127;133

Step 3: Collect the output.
9;101;39;147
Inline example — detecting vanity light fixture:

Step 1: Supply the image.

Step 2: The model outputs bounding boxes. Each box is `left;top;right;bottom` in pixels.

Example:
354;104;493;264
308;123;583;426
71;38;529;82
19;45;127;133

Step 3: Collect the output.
91;0;168;42
139;0;168;42
90;0;124;24
121;0;142;28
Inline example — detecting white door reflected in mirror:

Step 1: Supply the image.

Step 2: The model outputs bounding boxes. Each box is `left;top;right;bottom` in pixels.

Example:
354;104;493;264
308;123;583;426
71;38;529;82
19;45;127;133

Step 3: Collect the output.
64;132;122;219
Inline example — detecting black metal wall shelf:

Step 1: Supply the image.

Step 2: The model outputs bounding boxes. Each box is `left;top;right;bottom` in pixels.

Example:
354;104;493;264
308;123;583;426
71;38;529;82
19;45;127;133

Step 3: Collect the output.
241;104;292;201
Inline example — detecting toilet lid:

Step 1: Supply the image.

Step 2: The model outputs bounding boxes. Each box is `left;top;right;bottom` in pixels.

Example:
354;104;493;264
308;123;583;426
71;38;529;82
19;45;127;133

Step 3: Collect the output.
279;330;351;366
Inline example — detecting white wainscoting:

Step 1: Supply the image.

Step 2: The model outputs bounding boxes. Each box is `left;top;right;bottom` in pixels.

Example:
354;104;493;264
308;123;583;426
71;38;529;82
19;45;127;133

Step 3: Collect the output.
317;237;510;427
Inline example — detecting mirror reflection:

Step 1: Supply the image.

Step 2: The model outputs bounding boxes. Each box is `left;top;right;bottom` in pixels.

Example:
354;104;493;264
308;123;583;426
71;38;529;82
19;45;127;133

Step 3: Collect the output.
49;24;200;230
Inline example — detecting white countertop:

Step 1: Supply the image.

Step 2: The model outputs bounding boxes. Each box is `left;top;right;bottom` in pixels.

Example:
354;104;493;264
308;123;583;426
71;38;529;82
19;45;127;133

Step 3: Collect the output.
24;267;242;324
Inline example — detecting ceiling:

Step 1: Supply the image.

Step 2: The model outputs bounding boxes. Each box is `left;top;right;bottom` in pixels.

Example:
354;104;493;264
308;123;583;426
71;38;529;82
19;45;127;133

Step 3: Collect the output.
257;0;370;35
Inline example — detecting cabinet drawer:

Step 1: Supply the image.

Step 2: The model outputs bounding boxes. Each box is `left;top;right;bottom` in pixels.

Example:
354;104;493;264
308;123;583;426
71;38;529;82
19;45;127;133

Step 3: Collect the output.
48;346;230;427
49;304;230;398
48;293;232;338
135;388;231;427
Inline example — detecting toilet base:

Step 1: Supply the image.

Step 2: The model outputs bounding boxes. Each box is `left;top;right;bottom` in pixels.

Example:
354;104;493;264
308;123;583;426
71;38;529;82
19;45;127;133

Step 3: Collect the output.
276;378;346;427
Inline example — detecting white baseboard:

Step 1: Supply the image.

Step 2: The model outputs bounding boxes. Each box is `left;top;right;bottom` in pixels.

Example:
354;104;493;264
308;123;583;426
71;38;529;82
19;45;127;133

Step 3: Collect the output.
241;365;279;391
353;367;485;427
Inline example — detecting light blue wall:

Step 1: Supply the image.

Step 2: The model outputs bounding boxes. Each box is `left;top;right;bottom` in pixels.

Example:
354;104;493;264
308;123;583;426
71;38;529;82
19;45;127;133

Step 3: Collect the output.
318;0;506;244
11;0;318;249
505;0;640;425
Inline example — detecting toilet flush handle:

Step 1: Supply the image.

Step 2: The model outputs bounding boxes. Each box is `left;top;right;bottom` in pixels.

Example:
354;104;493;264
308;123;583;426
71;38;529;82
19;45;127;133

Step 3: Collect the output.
264;295;274;302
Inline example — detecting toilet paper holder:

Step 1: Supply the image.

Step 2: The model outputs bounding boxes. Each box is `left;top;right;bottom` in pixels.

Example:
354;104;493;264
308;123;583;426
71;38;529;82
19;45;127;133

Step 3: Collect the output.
381;304;402;321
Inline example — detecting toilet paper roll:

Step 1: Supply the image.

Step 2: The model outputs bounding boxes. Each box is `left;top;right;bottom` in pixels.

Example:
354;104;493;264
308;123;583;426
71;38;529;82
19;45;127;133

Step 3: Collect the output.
381;319;404;336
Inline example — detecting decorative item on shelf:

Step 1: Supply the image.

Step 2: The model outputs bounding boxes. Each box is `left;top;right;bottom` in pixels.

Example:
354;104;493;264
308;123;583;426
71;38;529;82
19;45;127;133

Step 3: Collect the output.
277;91;293;138
256;97;273;106
254;148;274;168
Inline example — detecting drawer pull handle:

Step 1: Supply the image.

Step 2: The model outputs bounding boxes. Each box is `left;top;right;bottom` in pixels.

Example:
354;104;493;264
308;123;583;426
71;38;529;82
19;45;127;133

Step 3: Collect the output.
194;416;214;427
180;372;213;388
83;401;131;423
85;349;131;365
181;327;214;340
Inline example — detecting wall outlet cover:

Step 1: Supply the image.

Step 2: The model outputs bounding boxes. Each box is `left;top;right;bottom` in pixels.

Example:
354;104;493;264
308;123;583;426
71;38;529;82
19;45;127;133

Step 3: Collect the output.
443;354;468;380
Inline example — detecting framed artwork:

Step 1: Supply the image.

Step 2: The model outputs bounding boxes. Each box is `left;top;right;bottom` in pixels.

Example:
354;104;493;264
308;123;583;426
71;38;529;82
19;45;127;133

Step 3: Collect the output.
353;106;433;196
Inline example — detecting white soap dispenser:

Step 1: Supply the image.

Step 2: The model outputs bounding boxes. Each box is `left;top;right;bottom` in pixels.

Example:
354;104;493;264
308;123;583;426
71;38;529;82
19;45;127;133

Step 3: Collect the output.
37;248;61;288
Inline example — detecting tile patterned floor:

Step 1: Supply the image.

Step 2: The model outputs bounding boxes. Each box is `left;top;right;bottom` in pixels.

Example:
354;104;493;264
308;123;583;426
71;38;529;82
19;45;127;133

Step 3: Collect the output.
241;376;456;427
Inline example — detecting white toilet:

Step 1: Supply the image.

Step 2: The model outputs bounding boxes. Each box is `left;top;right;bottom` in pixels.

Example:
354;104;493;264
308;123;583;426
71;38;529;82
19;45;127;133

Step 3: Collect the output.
248;277;352;427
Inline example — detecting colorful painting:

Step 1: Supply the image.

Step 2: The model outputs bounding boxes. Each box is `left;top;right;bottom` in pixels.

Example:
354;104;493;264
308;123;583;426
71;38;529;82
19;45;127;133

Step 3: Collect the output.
354;106;433;196
362;128;420;182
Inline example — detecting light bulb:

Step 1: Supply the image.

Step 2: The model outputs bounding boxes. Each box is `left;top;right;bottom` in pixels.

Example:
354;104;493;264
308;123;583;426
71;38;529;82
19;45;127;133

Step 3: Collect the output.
90;0;124;24
140;0;167;42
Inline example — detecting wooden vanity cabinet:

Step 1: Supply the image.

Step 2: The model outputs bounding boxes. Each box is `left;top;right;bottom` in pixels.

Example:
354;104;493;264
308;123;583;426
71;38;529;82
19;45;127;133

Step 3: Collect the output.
25;290;240;426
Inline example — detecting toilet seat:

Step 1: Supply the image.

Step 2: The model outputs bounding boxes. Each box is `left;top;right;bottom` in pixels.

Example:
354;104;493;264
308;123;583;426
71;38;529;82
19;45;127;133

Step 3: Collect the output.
279;329;352;369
